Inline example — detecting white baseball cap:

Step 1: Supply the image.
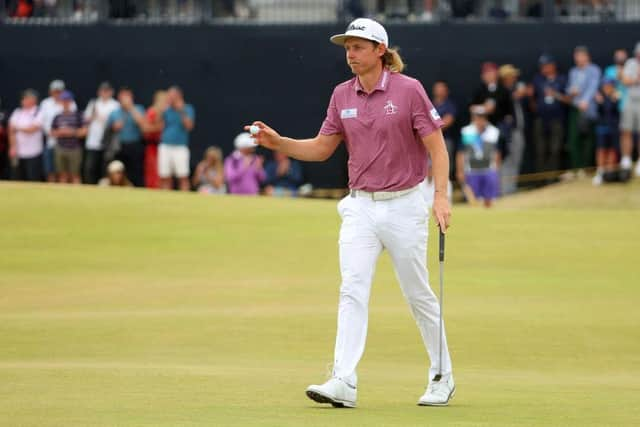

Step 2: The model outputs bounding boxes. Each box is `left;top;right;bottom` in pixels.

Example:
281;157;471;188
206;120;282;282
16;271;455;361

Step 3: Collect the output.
234;132;257;149
49;79;65;91
107;160;125;174
330;18;389;47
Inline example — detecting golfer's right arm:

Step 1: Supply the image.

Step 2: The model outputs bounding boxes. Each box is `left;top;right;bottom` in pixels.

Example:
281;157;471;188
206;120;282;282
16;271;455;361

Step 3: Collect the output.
246;121;342;162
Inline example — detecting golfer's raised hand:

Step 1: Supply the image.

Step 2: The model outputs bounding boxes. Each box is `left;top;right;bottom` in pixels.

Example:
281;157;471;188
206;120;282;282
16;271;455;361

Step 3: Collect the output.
244;121;282;151
433;195;451;233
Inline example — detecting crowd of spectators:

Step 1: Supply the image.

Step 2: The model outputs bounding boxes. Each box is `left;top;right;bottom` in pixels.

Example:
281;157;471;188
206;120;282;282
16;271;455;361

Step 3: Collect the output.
429;41;640;208
3;0;627;22
0;79;307;197
1;41;639;203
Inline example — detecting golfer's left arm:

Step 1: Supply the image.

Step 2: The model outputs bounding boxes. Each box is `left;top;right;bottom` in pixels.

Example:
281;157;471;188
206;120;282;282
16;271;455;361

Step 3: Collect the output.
423;129;451;232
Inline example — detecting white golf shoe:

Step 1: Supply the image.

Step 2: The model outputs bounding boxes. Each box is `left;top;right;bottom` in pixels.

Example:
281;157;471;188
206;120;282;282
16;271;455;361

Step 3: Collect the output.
418;375;456;406
305;378;357;408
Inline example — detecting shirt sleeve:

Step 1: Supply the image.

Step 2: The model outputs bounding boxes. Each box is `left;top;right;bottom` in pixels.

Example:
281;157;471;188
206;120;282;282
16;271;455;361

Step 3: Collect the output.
319;90;343;136
8;110;17;127
411;81;443;139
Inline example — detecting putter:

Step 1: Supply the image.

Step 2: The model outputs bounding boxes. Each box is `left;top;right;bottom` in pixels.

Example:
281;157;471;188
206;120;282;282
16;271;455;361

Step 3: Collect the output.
433;227;445;382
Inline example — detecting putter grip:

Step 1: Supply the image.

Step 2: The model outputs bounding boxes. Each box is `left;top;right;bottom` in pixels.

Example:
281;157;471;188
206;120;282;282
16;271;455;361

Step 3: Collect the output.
439;229;445;262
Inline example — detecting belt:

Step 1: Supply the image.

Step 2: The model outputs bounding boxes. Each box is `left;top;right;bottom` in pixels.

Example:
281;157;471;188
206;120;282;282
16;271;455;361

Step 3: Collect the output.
349;184;420;201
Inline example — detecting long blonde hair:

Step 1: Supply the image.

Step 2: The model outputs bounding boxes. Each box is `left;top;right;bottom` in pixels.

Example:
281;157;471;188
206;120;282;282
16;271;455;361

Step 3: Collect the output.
382;46;405;73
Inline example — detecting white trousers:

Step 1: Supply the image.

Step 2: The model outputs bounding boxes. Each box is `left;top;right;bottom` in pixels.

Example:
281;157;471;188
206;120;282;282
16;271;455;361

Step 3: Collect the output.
333;189;453;386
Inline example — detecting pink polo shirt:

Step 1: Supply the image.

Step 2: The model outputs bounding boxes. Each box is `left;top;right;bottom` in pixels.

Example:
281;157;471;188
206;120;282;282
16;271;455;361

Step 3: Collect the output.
9;107;44;159
320;69;443;192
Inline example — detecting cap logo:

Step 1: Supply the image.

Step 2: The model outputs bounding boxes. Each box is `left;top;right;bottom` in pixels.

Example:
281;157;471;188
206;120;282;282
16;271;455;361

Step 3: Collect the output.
348;24;366;31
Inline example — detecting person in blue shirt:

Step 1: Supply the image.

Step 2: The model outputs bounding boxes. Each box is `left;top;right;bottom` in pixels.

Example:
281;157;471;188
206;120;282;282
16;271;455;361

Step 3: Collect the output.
264;151;303;196
158;86;195;192
530;54;567;173
107;87;146;187
431;81;457;172
566;46;602;173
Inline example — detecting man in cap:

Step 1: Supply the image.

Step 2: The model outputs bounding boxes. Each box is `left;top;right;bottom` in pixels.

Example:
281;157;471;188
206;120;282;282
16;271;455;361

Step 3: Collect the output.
50;91;87;184
246;17;455;407
530;54;567;173
40;79;77;182
456;105;502;207
223;132;265;195
620;41;640;177
83;82;120;184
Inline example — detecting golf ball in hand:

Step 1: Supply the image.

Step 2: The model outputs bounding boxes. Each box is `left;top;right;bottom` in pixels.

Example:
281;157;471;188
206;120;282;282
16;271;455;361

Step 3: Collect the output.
249;125;260;135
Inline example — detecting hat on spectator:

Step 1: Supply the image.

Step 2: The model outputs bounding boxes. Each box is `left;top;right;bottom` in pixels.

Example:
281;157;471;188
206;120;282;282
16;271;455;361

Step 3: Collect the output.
601;77;616;86
470;105;488;116
499;64;520;78
330;18;389;47
234;132;257;150
98;81;113;91
538;54;555;66
59;90;74;101
107;160;125;174
49;80;65;91
481;62;498;74
21;89;39;100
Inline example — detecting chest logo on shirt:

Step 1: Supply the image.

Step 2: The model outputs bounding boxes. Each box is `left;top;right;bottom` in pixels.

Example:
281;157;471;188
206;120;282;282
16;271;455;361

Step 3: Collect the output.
341;108;358;119
383;100;398;115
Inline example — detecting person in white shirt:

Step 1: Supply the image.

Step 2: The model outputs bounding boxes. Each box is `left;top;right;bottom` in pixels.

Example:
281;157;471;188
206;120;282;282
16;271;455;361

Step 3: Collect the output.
83;82;120;184
8;89;44;181
40;79;77;182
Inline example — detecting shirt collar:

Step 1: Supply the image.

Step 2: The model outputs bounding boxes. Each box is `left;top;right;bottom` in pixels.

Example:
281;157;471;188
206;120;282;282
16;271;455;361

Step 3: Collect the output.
354;69;390;94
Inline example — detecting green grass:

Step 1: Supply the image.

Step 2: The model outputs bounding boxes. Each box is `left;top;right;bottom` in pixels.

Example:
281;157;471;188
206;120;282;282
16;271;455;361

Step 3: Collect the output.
1;181;639;426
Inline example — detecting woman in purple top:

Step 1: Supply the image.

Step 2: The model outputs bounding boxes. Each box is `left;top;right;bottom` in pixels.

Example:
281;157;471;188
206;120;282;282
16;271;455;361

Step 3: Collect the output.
224;132;266;195
246;18;454;407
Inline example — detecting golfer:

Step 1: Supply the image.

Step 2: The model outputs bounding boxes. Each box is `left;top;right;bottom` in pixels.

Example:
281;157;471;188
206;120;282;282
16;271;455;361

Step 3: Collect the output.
246;18;454;407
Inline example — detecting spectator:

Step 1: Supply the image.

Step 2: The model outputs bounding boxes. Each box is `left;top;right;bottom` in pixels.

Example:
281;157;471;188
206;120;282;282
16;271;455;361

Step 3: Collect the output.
106;87;146;187
604;49;629;111
158;86;195;192
0;97;9;180
7;89;44;182
592;78;620;185
456;105;502;208
264;151;303;196
98;160;132;187
432;80;457;170
224;132;265;195
619;42;640;177
566;45;601;174
40;79;77;182
471;62;513;128
193;146;225;194
499;64;528;194
50;91;87;184
530;54;567;173
83;82;119;184
142;90;167;189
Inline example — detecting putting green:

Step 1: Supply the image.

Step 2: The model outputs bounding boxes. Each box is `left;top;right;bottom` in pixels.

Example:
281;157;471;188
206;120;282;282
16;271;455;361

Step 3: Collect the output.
1;181;638;426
